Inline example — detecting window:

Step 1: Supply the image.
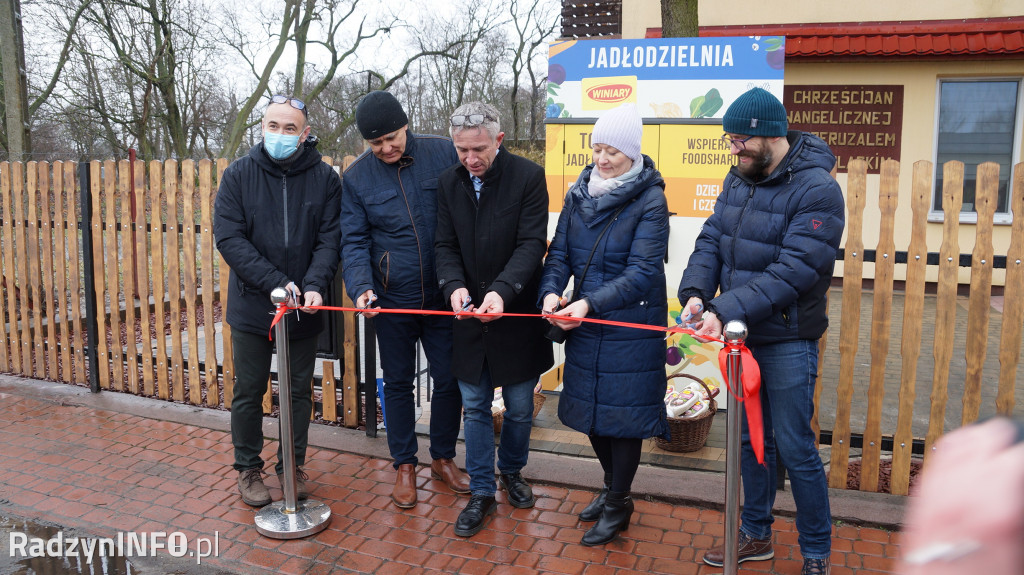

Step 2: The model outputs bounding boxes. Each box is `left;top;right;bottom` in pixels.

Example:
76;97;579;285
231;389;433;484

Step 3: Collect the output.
933;79;1020;220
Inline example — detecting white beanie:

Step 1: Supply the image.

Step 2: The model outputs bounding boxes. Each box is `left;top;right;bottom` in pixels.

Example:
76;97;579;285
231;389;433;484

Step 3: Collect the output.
591;103;643;162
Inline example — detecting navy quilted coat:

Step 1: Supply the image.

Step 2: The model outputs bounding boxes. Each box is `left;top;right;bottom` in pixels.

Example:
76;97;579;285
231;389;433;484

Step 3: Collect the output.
678;131;845;347
539;156;670;439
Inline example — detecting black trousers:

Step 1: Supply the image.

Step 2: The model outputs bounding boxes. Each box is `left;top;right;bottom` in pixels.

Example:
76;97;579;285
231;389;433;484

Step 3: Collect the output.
230;329;318;475
589;435;643;493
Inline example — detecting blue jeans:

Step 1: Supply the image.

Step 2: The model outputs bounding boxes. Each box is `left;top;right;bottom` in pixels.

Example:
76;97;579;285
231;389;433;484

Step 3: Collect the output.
374;312;461;468
741;339;832;559
459;366;536;496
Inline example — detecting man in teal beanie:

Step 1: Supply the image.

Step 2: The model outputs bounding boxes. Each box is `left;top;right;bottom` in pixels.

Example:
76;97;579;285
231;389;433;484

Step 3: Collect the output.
678;87;845;575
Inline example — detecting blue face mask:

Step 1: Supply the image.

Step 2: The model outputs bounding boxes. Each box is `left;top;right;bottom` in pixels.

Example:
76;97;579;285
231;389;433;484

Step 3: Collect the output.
264;132;301;160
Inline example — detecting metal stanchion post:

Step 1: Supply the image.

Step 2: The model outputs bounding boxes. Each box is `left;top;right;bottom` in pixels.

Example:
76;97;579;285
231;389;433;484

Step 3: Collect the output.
255;288;332;539
722;320;748;575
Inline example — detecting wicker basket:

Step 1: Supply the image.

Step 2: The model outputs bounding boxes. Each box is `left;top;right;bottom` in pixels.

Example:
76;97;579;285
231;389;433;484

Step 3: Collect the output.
493;392;546;433
655;373;717;453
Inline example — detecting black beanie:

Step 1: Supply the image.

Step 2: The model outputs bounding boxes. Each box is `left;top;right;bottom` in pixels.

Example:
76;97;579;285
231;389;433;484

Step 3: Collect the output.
722;87;788;137
355;91;409;140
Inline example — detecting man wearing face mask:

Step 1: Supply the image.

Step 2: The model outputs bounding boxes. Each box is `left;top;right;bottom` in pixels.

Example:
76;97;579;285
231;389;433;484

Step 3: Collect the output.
214;94;342;508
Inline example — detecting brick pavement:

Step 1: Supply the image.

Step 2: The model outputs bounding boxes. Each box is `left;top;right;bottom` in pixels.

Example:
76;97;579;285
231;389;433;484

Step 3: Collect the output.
0;376;900;575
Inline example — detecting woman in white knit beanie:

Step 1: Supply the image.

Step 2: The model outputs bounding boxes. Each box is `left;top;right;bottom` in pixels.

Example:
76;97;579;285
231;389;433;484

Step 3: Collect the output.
538;102;671;546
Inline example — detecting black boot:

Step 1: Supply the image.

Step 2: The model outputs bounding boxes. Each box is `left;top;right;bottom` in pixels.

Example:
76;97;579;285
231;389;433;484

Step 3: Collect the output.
580;491;633;546
579;472;612;522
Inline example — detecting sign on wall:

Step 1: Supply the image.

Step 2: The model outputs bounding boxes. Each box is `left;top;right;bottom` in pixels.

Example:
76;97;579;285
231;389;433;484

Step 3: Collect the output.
546;37;786;120
784;85;904;174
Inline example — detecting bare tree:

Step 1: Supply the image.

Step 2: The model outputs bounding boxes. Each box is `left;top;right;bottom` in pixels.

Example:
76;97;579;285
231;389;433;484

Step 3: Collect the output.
506;0;559;148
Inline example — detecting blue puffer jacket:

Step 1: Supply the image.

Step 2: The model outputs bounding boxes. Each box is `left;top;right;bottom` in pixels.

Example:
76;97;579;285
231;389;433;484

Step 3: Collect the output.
678;131;845;346
340;133;458;310
539;156;670;439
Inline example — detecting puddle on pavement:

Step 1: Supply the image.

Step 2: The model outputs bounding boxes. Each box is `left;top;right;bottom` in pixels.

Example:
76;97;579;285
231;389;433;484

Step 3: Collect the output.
1;514;138;575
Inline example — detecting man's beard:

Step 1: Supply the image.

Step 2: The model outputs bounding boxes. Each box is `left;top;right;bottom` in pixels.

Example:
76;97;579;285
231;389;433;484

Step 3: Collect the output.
737;147;774;181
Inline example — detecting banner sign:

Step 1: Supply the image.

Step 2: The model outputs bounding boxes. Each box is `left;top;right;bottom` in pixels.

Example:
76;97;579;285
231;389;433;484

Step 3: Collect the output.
784;85;904;174
546;37;786;120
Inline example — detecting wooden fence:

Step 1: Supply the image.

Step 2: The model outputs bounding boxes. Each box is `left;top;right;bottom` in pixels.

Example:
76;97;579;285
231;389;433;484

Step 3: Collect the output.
0;158;360;427
0;157;1021;494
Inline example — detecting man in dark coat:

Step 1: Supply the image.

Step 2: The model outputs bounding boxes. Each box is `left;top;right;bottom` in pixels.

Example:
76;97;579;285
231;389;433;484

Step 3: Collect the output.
340;90;469;509
214;95;341;508
678;87;845;575
434;101;553;537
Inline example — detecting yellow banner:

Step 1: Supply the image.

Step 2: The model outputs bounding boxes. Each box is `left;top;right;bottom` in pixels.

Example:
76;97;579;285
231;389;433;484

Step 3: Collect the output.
658;124;736;217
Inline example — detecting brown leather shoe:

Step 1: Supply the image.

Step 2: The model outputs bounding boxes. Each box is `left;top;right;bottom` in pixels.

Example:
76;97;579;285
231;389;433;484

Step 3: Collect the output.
430;458;471;494
392;463;418;508
703;531;773;567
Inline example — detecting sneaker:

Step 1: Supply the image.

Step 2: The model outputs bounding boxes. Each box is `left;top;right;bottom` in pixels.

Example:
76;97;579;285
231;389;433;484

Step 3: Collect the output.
277;467;310;500
702;531;774;567
802;558;830;575
237;468;271;507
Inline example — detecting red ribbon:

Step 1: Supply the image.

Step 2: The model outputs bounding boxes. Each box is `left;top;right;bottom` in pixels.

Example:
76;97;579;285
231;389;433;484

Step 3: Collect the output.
269;303;763;463
718;346;764;465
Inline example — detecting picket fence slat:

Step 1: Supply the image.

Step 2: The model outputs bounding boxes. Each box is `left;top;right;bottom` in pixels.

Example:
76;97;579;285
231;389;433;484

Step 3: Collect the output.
962;162;999;425
150;161;170;400
119;160;140;394
38;163;59;379
215;159;234;408
925;161;964;454
89;162;108;389
200;160;219;406
322;361;337;423
997;165;1024;415
52;163;72;383
0;163;16;373
14;163;32;374
860;159;900;492
342;287;360;428
827;159;866;489
134;160;155;396
66;161;85;385
890;160;931;496
166;160;185;401
26;163;44;378
181;161;201;405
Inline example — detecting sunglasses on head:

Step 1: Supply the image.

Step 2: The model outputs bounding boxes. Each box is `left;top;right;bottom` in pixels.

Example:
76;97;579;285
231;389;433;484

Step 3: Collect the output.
270;95;307;117
450;113;493;127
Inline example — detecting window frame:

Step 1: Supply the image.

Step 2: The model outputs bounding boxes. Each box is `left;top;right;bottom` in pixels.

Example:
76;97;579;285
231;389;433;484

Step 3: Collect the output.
928;77;1023;225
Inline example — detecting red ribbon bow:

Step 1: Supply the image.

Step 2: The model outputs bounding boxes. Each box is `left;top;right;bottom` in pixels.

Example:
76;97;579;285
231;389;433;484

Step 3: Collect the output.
718;346;764;465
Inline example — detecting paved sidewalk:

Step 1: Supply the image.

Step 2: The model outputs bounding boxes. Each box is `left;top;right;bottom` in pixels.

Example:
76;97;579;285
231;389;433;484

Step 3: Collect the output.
0;376;901;575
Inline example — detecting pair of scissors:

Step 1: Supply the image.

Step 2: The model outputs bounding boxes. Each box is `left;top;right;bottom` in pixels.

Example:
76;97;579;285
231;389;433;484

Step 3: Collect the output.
357;293;378;315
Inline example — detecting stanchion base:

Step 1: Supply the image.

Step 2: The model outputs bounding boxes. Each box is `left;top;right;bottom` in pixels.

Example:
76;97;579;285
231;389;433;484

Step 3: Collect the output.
254;499;331;539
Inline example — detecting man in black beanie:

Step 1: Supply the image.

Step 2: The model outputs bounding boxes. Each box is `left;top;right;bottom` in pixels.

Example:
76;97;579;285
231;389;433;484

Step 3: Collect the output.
340;90;468;509
678;87;845;575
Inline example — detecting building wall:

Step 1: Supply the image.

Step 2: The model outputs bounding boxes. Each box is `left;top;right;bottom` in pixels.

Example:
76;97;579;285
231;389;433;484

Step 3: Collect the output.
622;0;661;38
792;60;1024;285
699;0;1022;26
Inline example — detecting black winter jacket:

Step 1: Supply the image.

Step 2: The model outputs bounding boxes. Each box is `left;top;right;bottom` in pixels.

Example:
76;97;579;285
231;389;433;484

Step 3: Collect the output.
214;138;342;339
678;131;845;346
434;148;554;387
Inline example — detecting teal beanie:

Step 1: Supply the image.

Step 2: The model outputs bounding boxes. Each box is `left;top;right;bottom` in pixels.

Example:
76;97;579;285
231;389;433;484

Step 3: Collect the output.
722;88;788;137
